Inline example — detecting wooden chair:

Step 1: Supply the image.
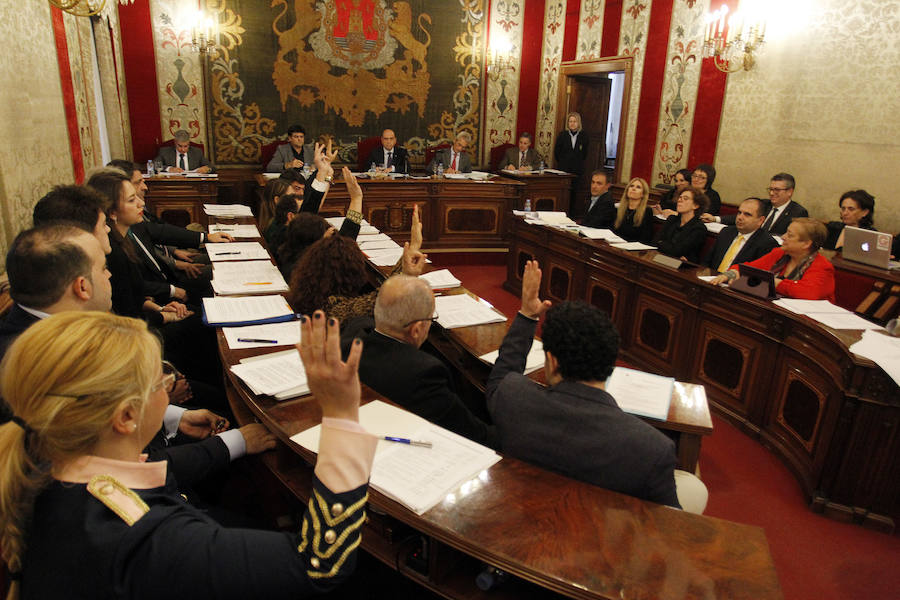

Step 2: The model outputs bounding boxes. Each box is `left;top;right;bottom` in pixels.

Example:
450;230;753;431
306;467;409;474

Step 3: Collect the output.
356;137;382;172
489;143;515;172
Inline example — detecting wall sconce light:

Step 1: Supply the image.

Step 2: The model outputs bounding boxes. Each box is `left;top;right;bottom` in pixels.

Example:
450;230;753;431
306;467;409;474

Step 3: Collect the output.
185;9;220;56
486;37;514;82
48;0;133;18
702;4;766;73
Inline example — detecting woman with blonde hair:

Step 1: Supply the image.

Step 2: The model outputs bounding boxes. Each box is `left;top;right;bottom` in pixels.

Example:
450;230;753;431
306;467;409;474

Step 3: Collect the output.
553;111;588;177
612;177;655;244
0;311;376;599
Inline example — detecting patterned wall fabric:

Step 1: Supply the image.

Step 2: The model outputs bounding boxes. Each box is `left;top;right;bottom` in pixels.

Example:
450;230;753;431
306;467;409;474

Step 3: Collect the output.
183;0;487;166
0;2;75;267
484;0;526;160
576;0;604;60
616;0;652;181
534;1;567;163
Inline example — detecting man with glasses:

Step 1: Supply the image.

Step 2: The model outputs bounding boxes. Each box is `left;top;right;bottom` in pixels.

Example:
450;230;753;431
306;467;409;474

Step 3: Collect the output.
703;172;807;237
341;275;498;447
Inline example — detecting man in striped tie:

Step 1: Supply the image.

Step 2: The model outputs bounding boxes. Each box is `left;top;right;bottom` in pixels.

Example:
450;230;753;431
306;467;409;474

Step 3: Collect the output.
704;197;779;272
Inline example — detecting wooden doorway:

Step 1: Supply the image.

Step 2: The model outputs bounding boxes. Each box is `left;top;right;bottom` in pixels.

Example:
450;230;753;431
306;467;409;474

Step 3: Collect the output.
555;57;633;218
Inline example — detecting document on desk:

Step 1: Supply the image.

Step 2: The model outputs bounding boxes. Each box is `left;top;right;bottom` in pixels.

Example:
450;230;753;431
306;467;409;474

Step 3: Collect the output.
578;226;626;243
203;203;253;217
211;261;288;295
772;299;882;330
604;367;674;421
223;321;301;349
366;248;404;266
479;339;544;374
358;239;402;251
292;400;501;515
230;350;309;397
849;330;900;386
419;269;462;290
206;242;270;261
434;294;507;329
355;233;392;242
325;216;378;235
202;295;295;326
209;223;260;238
610;241;657;251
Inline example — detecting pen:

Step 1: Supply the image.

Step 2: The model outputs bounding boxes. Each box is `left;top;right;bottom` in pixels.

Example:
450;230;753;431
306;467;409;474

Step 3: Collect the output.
216;251;241;255
382;436;432;448
237;338;278;344
243;282;273;285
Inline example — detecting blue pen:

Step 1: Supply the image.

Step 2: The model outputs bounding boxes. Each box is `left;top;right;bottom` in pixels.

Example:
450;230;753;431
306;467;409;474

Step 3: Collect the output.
237;338;278;344
382;436;433;448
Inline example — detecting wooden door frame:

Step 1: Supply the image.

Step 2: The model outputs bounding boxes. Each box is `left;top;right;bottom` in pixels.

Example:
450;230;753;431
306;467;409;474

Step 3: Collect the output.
555;56;633;185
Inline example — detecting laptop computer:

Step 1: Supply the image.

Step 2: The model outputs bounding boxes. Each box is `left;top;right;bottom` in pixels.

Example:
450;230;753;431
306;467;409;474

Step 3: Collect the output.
842;226;900;270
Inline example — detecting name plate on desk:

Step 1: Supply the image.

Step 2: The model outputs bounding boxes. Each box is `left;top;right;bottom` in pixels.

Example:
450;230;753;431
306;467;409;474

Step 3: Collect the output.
652;253;684;270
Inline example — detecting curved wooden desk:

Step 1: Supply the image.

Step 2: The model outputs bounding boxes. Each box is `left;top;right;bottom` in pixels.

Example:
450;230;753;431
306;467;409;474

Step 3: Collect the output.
503;217;900;531
211;215;781;599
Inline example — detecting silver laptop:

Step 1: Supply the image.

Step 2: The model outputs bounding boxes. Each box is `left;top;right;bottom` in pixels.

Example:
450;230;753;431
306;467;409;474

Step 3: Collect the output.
842;226;899;270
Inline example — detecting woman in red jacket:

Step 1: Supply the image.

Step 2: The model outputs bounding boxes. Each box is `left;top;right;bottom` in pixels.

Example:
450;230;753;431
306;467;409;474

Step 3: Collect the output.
712;217;835;302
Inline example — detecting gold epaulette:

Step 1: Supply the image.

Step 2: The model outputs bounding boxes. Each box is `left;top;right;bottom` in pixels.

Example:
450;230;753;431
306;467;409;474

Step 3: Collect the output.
87;474;150;526
297;488;368;579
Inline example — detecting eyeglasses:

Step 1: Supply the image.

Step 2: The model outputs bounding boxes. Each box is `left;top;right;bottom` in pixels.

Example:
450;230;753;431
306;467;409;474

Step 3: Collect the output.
154;361;181;393
767;187;790;193
402;313;439;328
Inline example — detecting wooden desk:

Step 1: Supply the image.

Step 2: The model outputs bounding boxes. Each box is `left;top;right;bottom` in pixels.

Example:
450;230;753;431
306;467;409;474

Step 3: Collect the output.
504;217;900;531
144;175;218;227
496;171;576;213
210;215;782;599
256;174;524;250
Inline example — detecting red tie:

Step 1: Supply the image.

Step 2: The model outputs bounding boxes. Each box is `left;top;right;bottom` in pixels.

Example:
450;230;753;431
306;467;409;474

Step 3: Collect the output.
451;152;458;171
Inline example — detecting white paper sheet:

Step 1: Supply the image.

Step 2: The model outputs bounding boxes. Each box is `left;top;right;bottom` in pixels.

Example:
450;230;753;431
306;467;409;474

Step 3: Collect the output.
358;239;402;251
202;295;294;325
203;203;253;216
578;227;626;242
434;294;507;329
206;242;270;261
209;224;261;238
230;350;308;397
211;260;288;295
807;313;883;331
223;321;302;349
773;299;849;315
419;269;462;290
479;339;544;375
605;367;674;421
610;242;657;251
849;330;900;386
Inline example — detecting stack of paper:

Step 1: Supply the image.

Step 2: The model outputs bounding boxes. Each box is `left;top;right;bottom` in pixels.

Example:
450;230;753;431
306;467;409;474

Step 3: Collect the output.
230;349;309;398
203;203;253;217
325;216;379;235
211;261;288;295
578;227;626;243
209;223;260;238
202;295;295;326
207;242;270;261
358;239;402;252
419;269;461;290
479;339;545;374
291;400;502;515
536;211;577;225
222;321;302;349
365;247;404;266
434;294;507;329
773;299;882;330
849;330;900;386
610;241;656;251
605;367;674;421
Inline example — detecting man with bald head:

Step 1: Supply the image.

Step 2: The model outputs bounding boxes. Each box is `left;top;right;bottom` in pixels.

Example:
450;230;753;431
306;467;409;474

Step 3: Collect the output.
342;275;497;447
366;129;409;174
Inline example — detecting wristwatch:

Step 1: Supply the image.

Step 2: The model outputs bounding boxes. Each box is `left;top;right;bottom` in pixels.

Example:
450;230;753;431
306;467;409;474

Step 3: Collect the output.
324;175;333;183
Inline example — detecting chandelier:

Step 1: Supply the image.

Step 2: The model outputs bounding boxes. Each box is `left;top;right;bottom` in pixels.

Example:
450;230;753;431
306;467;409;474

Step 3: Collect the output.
702;5;766;73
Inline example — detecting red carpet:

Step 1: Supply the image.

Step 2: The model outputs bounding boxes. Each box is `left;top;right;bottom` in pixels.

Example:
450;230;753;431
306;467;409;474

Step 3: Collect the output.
436;252;900;600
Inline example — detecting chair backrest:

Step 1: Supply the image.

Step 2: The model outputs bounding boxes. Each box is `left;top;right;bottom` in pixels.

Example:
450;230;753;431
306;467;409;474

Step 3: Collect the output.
490;143;515;172
260;139;285;170
424;143;451;169
158;137;205;154
356;137;383;172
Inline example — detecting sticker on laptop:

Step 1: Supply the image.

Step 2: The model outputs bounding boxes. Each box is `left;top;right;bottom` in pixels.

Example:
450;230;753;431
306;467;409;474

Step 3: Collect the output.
877;234;891;251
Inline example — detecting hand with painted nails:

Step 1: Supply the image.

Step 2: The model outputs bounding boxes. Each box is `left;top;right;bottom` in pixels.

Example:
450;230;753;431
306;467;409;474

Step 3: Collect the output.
296;312;363;422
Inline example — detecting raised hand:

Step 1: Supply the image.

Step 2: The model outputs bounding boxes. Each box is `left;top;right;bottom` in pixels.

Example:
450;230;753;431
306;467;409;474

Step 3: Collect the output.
520;260;552;319
297;312;362;422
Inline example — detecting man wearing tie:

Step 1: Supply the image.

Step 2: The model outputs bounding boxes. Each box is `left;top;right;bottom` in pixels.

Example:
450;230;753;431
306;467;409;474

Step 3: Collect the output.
502;133;542;171
366;129;409;174
703;172;807;237
155;130;214;174
428;132;473;174
704;197;779;272
581;171;616;229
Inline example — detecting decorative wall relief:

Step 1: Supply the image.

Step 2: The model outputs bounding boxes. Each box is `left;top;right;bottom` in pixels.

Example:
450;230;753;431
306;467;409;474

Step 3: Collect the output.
150;0;207;148
534;1;566;162
576;0;605;60
651;0;705;185
484;0;525;156
617;0;652;180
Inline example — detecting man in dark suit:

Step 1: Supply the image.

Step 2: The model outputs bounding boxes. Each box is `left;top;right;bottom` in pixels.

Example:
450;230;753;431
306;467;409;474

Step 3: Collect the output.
341;275;497;447
704;197;779;272
366;129;409;174
266;124;314;172
581;170;616;229
704;172;808;237
501;132;543;171
428;132;473;174
485;260;682;508
155;130;214;173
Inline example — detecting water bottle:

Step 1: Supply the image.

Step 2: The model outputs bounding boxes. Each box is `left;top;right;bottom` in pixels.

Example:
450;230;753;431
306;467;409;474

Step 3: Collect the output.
476;565;509;591
146;159;155;176
369;162;376;175
436;162;444;179
538;159;545;174
302;164;311;179
523;198;531;212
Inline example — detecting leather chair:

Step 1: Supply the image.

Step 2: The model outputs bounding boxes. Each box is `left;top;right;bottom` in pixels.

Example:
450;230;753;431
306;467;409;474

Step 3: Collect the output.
424;143;451;172
489;143;515;172
356;136;382;172
158;137;205;154
260;139;285;171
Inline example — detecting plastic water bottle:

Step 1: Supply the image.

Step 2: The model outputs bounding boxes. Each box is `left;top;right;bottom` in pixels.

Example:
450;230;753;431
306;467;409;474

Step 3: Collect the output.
369;162;376;175
538;160;545;174
523;198;531;212
436;162;444;179
146;160;155;176
476;565;509;591
302;164;311;179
